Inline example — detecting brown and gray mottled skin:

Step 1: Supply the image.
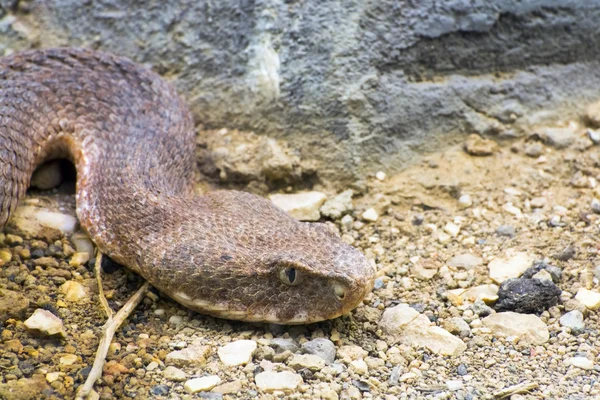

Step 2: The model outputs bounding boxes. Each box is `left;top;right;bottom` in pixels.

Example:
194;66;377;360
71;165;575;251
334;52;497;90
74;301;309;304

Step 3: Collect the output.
0;48;375;324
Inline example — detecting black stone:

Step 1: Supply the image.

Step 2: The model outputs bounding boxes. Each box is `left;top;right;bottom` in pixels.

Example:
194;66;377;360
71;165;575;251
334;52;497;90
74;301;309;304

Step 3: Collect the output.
352;380;371;392
495;278;561;314
150;385;170;396
522;263;562;283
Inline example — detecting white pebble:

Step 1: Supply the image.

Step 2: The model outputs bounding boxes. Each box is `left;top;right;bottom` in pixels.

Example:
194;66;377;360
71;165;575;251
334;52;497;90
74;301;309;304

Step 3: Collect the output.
184;375;221;393
575;288;600;310
375;171;386;181
443;222;460;237
59;281;87;302
218;340;257;366
458;194;472;208
361;208;379;222
255;371;303;392
564;356;594;370
24;309;66;337
269;192;327;221
169;315;184;325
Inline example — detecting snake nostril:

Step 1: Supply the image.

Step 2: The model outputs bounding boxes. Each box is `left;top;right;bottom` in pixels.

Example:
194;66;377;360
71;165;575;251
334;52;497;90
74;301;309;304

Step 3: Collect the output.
332;281;346;300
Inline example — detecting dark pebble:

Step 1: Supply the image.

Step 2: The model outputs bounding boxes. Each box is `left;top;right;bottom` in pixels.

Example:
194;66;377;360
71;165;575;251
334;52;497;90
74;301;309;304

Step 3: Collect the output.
412;215;424;226
352;380;370;392
457;364;468;376
150;385;170;396
471;300;494;317
78;366;92;382
495;278;561;314
30;249;45;259
552;245;576;261
522;262;562;283
18;360;35;376
495;225;516;237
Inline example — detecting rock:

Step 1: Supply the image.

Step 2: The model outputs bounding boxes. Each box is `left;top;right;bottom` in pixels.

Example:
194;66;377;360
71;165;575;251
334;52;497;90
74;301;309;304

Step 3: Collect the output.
585;100;600;127
150;385;170;396
168;315;183;325
31;160;63;190
464;134;498;156
539;127;577;148
531;269;553;282
521;263;562;283
443;317;471;337
70;232;95;260
337;345;368;362
446;284;499;306
471;300;494;317
0;375;50;400
495;225;516;237
446;380;463;391
379;304;466;356
45;372;61;383
488;252;536;284
593;198;600;214
524;142;544;157
443;222;460;237
60;354;78;365
494;278;561;314
288;354;326;371
564;356;594;370
447;254;482;270
213;380;243;394
184;375;221;394
410;261;438;280
255;371;303;392
165;345;210;367
270;338;299;353
589;129;600;144
218;340;257;366
69;252;90;267
458;194;473;208
575;288;600;310
301;338;336;364
24;309;66;338
269;192;327;221
9;204;78;241
34;257;59;268
361;208;379;222
559;310;585;334
482;312;549;344
552;245;576;261
163;366;187;382
0;289;30;321
320;190;354;220
349;359;369;375
59;281;87;302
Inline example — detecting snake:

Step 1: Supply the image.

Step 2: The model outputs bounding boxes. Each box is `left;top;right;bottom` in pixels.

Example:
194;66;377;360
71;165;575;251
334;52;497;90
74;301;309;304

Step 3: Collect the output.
0;48;375;324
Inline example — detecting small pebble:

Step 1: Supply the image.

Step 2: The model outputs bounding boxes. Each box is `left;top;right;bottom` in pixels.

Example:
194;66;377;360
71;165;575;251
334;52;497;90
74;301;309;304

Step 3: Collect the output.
163;366;187;382
24;309;66;338
362;208;379;222
184;376;221;394
218;340;257;366
559;310;585;334
255;371;303;392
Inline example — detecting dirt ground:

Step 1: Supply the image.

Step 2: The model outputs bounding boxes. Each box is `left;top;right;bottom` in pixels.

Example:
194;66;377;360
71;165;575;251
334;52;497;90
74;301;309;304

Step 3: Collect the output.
1;120;600;399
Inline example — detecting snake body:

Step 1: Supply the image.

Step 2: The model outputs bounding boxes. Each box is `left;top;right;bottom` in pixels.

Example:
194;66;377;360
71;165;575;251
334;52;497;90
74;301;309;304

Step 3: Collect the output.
0;48;374;324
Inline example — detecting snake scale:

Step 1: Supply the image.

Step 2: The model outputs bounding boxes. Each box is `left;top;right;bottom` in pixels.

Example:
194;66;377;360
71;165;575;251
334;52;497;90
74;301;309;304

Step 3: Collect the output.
0;48;375;324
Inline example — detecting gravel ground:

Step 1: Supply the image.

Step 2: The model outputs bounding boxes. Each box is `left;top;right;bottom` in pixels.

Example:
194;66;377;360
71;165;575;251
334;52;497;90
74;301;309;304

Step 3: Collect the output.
2;121;600;399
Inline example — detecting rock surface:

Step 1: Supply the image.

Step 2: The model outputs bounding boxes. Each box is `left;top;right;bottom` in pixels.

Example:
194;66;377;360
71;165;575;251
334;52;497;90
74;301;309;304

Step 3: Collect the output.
2;2;598;184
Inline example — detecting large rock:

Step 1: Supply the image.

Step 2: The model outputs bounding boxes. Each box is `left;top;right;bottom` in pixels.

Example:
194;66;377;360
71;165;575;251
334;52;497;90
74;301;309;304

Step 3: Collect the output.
379;304;466;356
1;2;599;185
482;312;549;345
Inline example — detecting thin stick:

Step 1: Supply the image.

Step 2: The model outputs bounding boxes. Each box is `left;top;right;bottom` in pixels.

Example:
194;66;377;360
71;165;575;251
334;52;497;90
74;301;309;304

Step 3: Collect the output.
493;381;538;398
75;280;150;400
94;252;113;319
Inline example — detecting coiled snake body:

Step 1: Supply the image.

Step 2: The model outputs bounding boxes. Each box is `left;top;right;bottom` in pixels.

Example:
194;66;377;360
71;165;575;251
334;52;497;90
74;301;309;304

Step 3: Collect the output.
0;48;374;324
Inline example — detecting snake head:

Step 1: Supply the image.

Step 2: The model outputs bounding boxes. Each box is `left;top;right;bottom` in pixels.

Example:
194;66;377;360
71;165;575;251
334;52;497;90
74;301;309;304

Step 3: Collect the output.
155;191;376;324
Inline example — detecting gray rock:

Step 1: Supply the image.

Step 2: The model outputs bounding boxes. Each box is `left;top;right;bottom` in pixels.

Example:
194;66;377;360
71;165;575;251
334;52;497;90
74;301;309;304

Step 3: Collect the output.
495;278;561;314
524;142;544;157
539;127;577;149
495;225;516;237
270;338;299;354
320;190;354;220
471;299;494;317
559;310;585;335
4;2;600;185
522;263;562;283
443;317;471;338
301;338;336;364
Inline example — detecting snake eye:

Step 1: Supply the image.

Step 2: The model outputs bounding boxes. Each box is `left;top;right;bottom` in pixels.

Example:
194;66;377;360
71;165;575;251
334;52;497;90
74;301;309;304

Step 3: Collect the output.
279;267;302;286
